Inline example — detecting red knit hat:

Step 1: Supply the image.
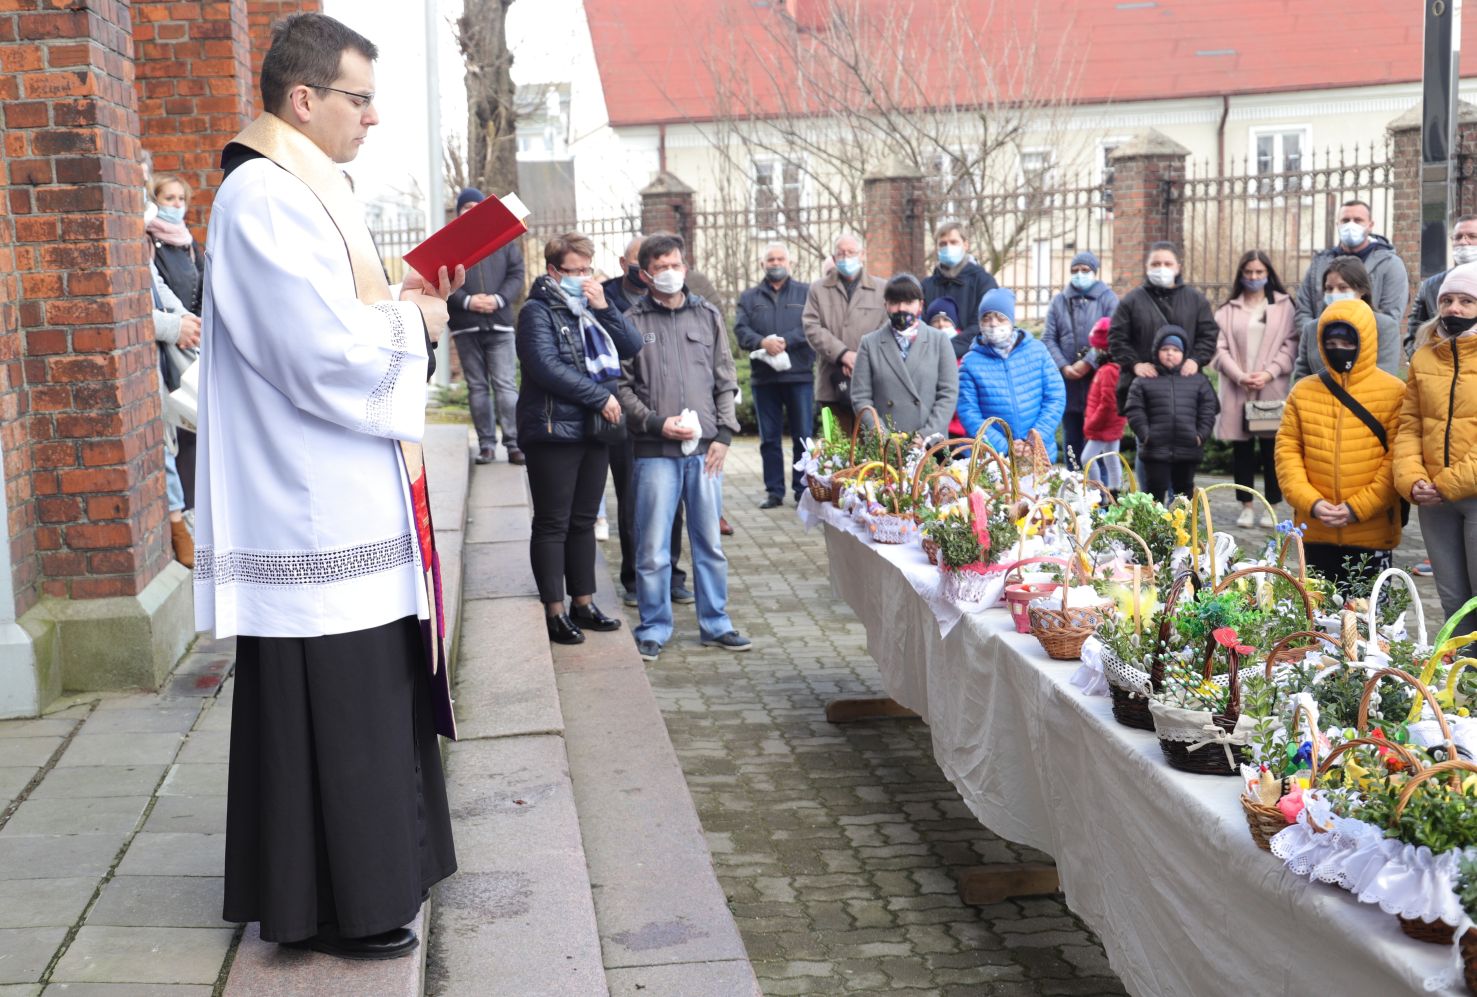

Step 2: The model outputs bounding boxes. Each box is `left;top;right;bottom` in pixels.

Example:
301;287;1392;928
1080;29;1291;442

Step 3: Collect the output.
1089;316;1111;350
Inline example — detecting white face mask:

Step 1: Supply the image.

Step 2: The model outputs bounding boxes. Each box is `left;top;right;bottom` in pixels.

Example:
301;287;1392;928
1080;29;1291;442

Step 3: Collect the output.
1146;267;1176;289
980;322;1014;347
1324;290;1356;307
648;269;685;295
1454;244;1477;266
1337;221;1368;249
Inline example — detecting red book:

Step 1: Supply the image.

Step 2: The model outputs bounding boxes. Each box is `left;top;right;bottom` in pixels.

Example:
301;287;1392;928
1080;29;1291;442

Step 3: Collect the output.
403;192;530;279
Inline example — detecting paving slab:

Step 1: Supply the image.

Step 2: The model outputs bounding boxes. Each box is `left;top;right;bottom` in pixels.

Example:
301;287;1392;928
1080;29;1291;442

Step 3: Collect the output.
170;729;228;767
606;961;764;996
0;717;79;739
463;505;531;545
28;766;165;800
0;767;36;802
157;764;227;798
452;600;564;741
0;928;68;984
0;835;121;880
55;734;183;769
40;985;211;996
0;738;64;769
2;797;148;837
425;424;472;530
0;877;98;928
75;708;201;735
460;541;537;600
0;984;39;996
222;906;425;997
142;795;226;835
88;876;227;929
439;736;586;871
114;833;223;878
467;466;529;509
49;926;235;985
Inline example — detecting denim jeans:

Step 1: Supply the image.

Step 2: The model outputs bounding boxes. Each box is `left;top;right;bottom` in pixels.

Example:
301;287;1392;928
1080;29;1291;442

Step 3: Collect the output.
165;448;185;513
632;454;733;646
1079;438;1121;491
754;380;814;500
453;329;518;449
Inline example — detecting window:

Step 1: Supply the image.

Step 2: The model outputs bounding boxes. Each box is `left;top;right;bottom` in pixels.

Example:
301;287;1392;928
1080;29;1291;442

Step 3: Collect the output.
926;150;968;216
754;159;802;231
1098;137;1128;208
1251;127;1309;196
1021;148;1054;189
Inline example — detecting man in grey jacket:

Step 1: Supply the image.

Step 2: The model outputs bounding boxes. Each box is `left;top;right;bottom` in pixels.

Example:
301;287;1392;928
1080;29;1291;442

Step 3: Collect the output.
803;232;887;434
1292;199;1408;378
1406;214;1477;359
617;233;750;663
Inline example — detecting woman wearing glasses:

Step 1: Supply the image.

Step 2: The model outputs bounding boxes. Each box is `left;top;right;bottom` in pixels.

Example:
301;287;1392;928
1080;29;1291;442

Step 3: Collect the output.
516;233;644;644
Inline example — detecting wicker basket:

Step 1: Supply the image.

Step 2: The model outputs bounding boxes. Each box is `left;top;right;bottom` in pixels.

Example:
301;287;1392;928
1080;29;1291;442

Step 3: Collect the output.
1006;581;1058;634
1399;915;1458;945
1242;702;1320;851
1461;929;1477;993
922;537;940;565
1387;758;1477;944
1027;557;1106;661
940;564;1004;604
807;475;835;504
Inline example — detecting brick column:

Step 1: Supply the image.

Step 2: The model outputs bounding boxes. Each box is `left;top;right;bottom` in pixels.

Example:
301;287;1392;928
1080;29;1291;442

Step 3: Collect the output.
1108;130;1190;295
1389;100;1477;299
0;0;192;710
863;165;925;281
246;0;322;116
640;172;696;258
133;1;254;238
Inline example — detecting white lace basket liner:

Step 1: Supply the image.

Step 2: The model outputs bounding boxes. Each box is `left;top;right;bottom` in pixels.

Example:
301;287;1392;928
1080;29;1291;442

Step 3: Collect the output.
870;513;917;545
939;565;1007;608
1147;700;1257;767
1270;791;1473;991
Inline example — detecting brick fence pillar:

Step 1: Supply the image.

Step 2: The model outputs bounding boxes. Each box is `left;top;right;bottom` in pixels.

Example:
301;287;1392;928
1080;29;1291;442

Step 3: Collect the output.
862;164;926;282
133;1;254;238
640;172;696;259
1389;100;1477;304
246;0;322;116
1108;130;1190;296
0;0;193;712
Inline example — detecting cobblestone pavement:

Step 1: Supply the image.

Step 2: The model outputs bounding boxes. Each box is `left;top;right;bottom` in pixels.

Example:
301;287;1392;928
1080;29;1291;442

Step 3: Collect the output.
604;440;1127;997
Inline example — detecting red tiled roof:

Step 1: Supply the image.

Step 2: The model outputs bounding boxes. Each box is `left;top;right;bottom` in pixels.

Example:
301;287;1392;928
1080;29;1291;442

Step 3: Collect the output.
586;0;1473;128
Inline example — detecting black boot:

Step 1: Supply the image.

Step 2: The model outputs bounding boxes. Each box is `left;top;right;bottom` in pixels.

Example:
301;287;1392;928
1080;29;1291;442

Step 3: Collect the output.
546;614;585;645
281;926;418;961
570;602;621;632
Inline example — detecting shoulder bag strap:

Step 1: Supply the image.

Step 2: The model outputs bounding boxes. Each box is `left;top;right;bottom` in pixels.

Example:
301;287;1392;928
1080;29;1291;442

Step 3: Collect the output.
1317;370;1388;451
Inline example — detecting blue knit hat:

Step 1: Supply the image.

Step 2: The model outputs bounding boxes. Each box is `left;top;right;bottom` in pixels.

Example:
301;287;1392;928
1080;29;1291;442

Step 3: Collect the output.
1070;250;1100;272
456;187;485;212
924;297;960;328
977;287;1016;324
1157;327;1186;352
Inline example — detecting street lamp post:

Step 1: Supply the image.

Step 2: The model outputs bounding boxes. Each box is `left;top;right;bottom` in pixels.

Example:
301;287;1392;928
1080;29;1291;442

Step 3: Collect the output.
1421;0;1463;279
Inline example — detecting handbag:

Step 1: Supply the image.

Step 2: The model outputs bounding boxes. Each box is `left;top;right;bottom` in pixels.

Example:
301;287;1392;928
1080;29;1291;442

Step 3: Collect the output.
1243;398;1285;435
829;364;853;409
586;408;626;446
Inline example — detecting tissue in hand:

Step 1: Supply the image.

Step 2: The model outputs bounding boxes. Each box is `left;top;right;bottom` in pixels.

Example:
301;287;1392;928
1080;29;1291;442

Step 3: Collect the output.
678;408;702;455
749;348;792;372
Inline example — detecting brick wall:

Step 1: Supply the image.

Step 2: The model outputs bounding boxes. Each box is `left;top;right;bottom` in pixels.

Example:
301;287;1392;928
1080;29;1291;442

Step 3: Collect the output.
1107;133;1190;295
246;0;322;116
133;1;253;239
863;172;925;283
640;173;696;258
1389;103;1477;305
0;0;169;606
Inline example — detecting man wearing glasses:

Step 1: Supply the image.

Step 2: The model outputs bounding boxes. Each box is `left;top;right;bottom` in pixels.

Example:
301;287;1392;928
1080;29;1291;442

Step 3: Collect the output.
196;13;459;961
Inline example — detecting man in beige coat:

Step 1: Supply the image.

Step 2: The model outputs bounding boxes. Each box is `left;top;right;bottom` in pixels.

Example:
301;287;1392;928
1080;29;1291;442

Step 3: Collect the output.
803;232;886;433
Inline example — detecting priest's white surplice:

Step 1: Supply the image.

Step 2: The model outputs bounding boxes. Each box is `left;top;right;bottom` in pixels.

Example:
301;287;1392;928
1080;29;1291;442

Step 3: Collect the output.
194;155;429;639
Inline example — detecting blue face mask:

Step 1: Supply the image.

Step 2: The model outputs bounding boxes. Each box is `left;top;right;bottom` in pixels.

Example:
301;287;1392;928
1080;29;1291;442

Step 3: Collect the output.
1242;278;1267;291
835;256;862;278
559;275;587;300
157;204;185;225
938;244;964;268
1070;271;1096;291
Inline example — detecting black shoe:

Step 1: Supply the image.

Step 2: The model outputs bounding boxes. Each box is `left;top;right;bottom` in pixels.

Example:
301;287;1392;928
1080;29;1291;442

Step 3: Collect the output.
621;588;638;607
701;630;753;652
506;447;526;466
760;494;784;509
281;927;418;961
570;602;621;632
474;445;495;465
546;614;585;645
671;585;695;605
637;639;662;662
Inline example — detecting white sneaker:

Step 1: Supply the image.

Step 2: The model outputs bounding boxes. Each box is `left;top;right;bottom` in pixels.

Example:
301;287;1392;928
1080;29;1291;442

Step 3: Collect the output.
594;517;609;542
1235;507;1255;528
1259;508;1276;529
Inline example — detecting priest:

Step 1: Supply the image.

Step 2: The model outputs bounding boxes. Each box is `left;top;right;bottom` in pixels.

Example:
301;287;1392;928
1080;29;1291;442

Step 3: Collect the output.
195;13;463;960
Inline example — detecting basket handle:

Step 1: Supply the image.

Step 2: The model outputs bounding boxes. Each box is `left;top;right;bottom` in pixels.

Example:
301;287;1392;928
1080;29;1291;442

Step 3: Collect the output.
1288;701;1322;779
1354;666;1455;765
1274;531;1309;589
1147;571;1196;690
1081;449;1138;493
1366;567;1428;649
911;437;973;502
1082;523;1158;577
1264;630;1340;679
1444;657;1477;711
1186;488;1218;584
1212;564;1314;626
971;418;1020;501
1391;758;1477;823
848;405;887;463
1012;497;1082;566
1314;735;1426;789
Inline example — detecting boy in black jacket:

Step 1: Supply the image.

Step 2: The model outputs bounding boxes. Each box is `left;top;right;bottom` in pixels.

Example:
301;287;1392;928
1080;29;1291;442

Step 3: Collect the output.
1124;326;1219;503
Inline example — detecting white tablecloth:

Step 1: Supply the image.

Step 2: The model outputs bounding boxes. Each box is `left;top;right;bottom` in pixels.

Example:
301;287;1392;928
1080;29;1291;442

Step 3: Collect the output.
821;520;1463;997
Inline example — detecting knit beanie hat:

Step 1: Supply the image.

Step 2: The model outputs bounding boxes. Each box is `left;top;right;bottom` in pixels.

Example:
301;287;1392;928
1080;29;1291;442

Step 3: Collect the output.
1089;316;1111;350
1070;250;1100;272
977;287;1016;324
456;187;486;212
1158;330;1186;352
1440;261;1477;301
924;297;960;328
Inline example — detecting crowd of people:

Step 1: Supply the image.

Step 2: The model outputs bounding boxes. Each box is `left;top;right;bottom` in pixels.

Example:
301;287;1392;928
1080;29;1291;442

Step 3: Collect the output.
498;205;1477;662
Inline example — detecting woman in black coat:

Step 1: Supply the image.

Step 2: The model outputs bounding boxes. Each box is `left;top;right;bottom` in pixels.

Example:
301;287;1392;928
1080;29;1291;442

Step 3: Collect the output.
516;232;643;644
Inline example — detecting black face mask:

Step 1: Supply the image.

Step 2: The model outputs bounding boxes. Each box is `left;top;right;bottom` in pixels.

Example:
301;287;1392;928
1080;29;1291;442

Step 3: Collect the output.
1324;346;1358;373
888;311;917;332
626;263;642;285
1441;313;1477;337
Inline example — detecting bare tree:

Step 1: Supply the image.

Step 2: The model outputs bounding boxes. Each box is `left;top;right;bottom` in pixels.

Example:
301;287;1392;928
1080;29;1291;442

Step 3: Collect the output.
443;133;470;199
694;0;1092;288
456;0;519;202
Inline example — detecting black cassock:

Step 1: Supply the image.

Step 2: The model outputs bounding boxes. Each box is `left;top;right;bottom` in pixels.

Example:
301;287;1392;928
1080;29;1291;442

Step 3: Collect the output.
223;616;456;942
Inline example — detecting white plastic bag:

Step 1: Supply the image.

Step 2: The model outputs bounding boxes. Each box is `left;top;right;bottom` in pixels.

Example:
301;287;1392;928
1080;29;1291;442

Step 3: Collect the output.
749;347;792;373
678;407;702;456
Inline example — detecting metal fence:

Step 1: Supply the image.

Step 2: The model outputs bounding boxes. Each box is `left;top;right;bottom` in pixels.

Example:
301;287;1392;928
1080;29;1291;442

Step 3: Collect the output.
1173;142;1395;303
370;223;425;284
688;199;859;313
521;208;643;287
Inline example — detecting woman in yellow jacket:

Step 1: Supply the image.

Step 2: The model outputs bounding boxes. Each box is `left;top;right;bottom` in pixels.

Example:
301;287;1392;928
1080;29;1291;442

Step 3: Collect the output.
1275;299;1405;592
1394;262;1477;620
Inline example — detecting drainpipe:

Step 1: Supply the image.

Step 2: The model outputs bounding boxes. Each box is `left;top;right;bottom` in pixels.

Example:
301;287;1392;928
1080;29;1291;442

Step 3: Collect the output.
1216;94;1230;173
659;123;668;174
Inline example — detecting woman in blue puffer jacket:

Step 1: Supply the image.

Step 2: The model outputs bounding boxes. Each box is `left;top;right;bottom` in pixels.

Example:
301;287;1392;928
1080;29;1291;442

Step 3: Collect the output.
516;232;643;645
957;288;1068;462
